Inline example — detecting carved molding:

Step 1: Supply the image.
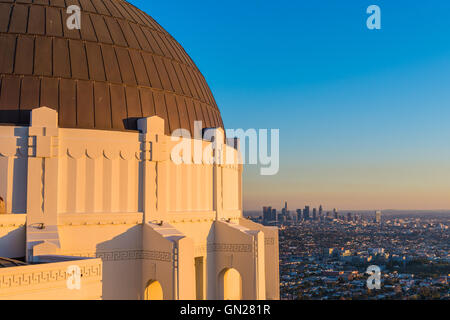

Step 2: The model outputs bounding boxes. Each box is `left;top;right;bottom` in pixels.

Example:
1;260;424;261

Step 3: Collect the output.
0;263;102;289
194;244;207;256
58;213;144;226
0;138;17;157
63;250;173;263
0;214;26;227
265;238;275;246
194;243;253;255
0;137;28;158
65;145;140;160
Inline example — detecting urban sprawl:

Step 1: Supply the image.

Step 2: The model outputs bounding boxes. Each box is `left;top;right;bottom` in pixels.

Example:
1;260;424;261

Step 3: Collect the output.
248;203;450;300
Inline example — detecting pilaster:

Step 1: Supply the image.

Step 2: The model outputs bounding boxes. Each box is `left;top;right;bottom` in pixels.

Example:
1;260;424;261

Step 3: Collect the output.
138;116;168;223
26;107;60;261
204;128;225;221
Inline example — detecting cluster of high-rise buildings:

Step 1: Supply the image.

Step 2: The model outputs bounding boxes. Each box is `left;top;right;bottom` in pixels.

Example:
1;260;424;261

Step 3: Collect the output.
262;203;382;226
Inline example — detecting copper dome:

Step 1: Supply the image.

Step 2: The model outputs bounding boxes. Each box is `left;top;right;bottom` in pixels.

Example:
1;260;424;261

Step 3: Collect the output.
0;0;223;135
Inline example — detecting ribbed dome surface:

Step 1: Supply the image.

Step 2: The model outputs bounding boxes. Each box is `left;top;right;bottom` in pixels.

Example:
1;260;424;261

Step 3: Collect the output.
0;0;223;135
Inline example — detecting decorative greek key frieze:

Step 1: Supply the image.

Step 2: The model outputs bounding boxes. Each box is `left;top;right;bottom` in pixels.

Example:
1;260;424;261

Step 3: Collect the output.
194;243;254;254
194;244;207;256
139;250;173;262
64;250;173;263
0;264;102;289
208;243;252;253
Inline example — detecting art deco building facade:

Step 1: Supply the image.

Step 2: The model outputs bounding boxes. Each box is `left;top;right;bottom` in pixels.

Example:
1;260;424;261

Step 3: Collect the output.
0;0;279;300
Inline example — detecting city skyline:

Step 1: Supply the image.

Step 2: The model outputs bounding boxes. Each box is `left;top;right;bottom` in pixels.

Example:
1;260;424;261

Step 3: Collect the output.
261;202;382;221
252;202;450;214
135;0;450;211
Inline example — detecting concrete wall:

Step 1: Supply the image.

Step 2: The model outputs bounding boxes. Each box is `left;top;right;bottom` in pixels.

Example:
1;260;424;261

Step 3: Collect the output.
0;214;26;258
57;217;144;300
57;129;141;214
0;257;102;300
213;221;266;300
0;126;28;214
239;218;280;300
0;107;279;300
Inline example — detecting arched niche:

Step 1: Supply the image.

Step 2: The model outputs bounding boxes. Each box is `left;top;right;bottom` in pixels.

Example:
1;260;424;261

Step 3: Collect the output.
218;268;242;300
144;280;163;300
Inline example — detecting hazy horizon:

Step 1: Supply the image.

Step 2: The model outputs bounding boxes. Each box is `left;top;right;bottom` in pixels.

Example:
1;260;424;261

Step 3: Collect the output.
244;209;450;217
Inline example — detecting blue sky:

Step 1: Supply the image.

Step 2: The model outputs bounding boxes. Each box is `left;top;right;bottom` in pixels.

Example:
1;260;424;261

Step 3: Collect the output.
130;0;450;210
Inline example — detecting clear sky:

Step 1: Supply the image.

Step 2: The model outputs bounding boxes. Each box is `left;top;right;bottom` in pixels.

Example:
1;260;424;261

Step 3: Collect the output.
130;0;450;211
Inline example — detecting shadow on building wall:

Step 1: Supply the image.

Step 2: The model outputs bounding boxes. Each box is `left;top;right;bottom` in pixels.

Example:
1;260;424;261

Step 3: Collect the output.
0;226;25;258
95;225;143;300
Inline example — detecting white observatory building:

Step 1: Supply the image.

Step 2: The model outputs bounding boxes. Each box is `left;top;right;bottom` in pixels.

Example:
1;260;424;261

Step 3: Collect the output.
0;0;279;300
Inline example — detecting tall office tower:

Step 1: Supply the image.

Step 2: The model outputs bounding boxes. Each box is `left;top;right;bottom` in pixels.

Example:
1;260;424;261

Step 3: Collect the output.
304;206;310;220
319;205;323;217
263;206;269;222
312;208;317;220
347;212;352;222
263;206;274;223
271;208;277;221
296;209;302;221
333;208;338;219
290;211;296;223
277;211;282;223
283;202;289;218
375;210;382;223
